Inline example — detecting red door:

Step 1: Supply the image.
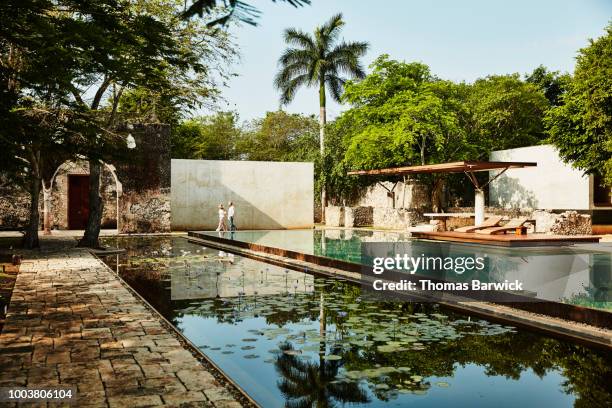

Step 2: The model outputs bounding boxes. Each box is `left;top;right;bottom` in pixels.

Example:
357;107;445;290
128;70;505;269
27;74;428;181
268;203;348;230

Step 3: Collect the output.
68;175;90;229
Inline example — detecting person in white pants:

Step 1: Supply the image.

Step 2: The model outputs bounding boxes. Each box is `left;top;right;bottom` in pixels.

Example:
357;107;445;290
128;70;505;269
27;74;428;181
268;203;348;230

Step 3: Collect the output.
216;204;227;232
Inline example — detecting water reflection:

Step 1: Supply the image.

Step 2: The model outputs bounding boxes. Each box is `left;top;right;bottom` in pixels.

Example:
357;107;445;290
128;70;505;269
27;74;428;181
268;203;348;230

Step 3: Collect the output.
100;236;612;408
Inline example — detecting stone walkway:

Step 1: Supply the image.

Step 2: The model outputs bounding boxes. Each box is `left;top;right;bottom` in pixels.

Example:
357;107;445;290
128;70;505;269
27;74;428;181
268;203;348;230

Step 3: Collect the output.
0;249;244;407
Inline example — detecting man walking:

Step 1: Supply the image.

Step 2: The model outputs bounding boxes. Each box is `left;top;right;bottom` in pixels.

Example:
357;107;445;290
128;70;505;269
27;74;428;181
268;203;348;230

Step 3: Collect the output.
228;201;236;231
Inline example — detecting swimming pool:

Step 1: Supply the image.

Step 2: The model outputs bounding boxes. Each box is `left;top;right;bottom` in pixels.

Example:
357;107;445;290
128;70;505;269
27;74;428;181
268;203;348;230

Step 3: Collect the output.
193;229;612;311
100;236;611;408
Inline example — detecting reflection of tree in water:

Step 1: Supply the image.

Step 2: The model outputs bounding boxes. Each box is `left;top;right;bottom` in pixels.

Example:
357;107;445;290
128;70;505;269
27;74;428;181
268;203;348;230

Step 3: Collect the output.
101;236;612;407
275;343;370;407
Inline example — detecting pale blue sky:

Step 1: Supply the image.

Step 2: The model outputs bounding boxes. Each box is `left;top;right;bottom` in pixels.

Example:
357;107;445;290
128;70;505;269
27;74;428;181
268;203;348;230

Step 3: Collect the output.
213;0;611;121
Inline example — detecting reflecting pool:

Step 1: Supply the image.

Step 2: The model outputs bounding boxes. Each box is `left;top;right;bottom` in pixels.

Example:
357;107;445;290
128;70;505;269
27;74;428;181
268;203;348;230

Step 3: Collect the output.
197;229;612;310
100;236;612;408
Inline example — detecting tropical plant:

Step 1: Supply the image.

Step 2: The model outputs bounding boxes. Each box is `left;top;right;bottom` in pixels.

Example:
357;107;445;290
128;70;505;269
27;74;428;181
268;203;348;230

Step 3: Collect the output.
274;13;369;219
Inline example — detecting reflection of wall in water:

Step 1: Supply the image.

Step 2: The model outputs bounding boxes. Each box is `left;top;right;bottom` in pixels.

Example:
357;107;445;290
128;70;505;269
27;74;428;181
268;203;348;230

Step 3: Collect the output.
171;255;314;300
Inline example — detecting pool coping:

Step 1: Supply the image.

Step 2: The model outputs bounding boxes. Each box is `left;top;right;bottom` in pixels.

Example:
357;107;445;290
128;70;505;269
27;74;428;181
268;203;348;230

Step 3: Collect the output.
187;233;612;351
92;252;261;408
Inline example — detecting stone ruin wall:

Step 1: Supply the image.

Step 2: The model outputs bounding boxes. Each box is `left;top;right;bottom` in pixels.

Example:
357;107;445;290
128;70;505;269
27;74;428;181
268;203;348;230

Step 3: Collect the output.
0;123;171;234
115;123;171;234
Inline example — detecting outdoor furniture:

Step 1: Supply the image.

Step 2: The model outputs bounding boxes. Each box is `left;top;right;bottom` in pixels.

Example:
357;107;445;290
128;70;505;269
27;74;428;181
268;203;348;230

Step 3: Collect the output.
454;215;504;233
423;212;475;231
476;217;533;235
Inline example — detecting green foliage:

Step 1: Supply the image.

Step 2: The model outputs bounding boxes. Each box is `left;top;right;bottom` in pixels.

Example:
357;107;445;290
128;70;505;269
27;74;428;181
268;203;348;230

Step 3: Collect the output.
525;65;571;107
172;112;241;160
341;56;477;170
467;74;550;151
172;110;320;163
240;110;319;161
546;24;612;186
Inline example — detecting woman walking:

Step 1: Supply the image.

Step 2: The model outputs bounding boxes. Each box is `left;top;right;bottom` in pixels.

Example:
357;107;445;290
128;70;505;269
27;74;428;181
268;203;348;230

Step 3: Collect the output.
216;204;227;232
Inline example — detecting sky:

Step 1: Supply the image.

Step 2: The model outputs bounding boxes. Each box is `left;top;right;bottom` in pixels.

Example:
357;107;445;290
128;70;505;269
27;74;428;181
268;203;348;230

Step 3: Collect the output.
211;0;611;122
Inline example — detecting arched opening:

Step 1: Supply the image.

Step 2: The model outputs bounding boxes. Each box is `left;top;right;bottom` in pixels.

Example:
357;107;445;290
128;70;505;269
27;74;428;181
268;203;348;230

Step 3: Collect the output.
45;159;122;231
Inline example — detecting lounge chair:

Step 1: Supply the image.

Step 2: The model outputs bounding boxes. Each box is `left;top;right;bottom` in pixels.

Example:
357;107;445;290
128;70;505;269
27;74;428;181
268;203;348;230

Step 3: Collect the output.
476;217;530;235
453;216;503;233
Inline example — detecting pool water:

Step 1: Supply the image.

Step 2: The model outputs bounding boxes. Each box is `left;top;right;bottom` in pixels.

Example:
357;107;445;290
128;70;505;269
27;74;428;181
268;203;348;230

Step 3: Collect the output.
100;236;611;408
198;229;612;310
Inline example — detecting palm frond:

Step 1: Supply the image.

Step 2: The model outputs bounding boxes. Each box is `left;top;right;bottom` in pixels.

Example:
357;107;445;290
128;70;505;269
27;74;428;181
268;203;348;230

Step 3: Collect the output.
276;73;310;105
284;28;316;50
279;48;317;67
319;13;345;48
325;75;345;102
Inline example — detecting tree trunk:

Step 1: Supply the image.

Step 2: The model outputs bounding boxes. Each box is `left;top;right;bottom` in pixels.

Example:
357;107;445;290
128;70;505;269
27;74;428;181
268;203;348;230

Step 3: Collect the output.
319;79;327;223
23;177;41;249
78;160;104;248
431;177;445;213
42;184;52;235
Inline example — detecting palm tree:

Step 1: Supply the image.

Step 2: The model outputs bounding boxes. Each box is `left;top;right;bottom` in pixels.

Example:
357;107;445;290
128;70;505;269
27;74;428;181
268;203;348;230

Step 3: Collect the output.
274;13;368;220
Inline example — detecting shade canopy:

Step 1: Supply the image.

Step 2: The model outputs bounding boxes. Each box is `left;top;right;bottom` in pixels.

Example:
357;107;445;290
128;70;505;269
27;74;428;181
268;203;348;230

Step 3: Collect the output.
348;160;537;226
347;161;537;176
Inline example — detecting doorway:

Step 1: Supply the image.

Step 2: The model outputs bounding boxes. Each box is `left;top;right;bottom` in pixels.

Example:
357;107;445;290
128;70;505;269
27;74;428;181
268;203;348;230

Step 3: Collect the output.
68;174;89;229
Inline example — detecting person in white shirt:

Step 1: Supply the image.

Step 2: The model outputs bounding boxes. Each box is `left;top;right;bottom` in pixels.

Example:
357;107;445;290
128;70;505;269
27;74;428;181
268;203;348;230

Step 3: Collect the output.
216;204;227;232
228;201;236;231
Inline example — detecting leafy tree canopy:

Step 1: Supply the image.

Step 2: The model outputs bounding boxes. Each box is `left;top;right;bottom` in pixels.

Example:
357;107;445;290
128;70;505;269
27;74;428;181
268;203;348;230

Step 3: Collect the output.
467;74;550;151
341;55;476;171
546;23;612;186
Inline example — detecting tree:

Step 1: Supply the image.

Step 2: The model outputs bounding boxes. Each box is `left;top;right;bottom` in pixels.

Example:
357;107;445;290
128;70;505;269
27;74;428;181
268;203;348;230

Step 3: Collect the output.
172;112;242;160
340;56;476;210
274;13;369;220
66;0;232;248
546;24;612;187
239;110;319;161
467;74;550;151
525;65;571;107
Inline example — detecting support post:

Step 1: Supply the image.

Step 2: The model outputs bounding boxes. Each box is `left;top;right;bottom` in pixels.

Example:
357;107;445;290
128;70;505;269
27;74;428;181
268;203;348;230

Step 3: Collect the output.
474;188;485;225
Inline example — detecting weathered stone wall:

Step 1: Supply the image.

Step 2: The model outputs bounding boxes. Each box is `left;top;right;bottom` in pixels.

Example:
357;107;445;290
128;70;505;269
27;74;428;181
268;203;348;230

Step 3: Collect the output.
533;210;592;235
50;160;118;229
0;185;32;229
373;208;425;229
344;206;373;228
350;180;430;210
115;123;171;233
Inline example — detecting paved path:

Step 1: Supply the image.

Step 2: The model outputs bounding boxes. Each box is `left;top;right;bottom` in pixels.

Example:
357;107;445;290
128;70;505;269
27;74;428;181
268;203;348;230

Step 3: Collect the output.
0;249;243;407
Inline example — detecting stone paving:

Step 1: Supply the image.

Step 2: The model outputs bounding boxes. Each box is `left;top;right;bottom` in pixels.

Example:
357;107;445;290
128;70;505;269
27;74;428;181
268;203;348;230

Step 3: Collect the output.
0;249;244;407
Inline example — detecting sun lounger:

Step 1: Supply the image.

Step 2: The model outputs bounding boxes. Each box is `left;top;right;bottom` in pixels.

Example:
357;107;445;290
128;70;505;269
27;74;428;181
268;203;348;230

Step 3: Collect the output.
453;216;503;233
476;217;530;235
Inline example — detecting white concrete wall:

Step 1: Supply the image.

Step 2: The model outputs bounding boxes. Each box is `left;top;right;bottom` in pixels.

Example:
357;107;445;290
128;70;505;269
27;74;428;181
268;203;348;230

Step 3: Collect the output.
171;159;314;230
489;145;590;210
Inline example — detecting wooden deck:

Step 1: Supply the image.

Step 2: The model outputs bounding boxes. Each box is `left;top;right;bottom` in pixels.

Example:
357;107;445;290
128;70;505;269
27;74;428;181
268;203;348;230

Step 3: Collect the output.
410;231;601;247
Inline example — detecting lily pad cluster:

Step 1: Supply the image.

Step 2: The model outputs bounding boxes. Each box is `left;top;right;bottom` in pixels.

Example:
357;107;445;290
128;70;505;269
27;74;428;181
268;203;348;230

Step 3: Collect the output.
177;277;517;400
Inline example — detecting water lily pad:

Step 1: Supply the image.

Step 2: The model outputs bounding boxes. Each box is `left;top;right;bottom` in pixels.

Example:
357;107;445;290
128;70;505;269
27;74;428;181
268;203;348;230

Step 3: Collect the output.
435;381;450;388
243;354;260;359
241;345;255;350
241;338;258;342
323;354;342;361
